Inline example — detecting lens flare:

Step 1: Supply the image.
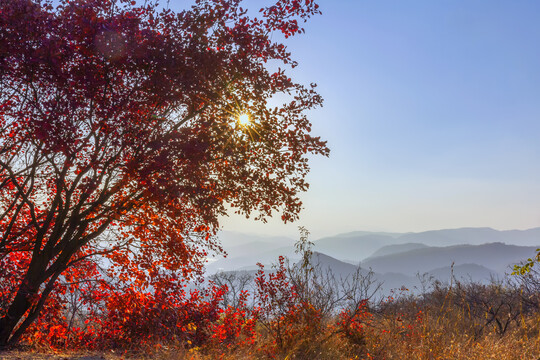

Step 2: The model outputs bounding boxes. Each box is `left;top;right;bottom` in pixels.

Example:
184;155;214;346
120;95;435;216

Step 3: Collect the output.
237;113;251;126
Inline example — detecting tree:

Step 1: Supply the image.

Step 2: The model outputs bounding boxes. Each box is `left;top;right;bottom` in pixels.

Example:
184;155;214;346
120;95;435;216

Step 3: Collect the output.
0;0;328;347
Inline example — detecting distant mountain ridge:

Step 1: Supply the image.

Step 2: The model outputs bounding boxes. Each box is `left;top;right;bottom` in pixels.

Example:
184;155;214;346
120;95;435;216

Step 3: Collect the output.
303;252;504;296
370;243;429;258
427;263;499;283
210;227;540;276
395;227;540;247
313;233;396;261
360;242;537;275
313;227;540;261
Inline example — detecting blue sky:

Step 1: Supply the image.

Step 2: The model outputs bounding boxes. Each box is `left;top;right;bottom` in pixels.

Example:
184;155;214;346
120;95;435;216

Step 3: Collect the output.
221;1;540;239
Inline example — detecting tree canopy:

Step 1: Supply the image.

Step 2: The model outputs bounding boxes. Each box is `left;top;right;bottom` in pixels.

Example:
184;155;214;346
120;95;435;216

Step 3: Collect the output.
0;0;328;346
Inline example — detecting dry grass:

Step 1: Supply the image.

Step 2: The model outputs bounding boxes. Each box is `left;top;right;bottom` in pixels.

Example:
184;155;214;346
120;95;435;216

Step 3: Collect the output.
4;275;540;360
0;349;110;360
148;312;540;359
362;311;540;360
4;311;540;360
169;284;540;360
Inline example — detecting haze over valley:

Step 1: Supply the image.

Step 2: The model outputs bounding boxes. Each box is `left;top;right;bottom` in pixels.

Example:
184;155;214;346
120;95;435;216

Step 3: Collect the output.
210;227;540;295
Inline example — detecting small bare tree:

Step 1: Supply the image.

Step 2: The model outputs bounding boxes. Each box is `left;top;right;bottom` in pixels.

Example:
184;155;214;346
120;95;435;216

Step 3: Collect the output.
209;271;255;309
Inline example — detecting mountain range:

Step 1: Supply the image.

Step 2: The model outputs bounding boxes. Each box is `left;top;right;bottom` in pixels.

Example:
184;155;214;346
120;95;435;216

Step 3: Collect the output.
207;227;540;292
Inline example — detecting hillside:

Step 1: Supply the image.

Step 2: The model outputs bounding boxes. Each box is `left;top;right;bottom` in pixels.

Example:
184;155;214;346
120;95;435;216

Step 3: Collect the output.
395;227;540;247
427;263;499;283
210;228;540;275
312;233;397;261
360;242;537;276
370;242;429;257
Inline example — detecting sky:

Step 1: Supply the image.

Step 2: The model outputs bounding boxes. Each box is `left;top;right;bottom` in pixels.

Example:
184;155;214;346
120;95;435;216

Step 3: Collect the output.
219;0;540;240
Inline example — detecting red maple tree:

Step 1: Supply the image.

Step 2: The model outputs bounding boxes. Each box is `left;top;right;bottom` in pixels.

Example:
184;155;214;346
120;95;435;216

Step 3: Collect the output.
0;0;327;347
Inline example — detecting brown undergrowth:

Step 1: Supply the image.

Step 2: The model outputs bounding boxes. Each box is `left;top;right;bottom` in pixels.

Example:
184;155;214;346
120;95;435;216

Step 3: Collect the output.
3;281;540;360
4;233;540;359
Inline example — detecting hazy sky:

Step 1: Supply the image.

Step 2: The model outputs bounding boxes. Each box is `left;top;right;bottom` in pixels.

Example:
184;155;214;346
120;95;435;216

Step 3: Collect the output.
220;1;540;240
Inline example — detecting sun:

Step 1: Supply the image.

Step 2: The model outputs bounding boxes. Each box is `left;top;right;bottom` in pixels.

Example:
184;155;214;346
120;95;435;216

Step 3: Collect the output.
237;113;251;127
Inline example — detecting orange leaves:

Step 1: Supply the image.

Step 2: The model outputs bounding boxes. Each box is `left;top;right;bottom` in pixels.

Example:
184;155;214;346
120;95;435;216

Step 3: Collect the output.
8;248;382;358
336;299;373;347
0;0;327;348
92;277;226;350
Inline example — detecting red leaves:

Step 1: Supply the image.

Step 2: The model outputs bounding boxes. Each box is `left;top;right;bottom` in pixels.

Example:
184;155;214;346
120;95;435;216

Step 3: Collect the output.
207;291;258;351
5;249;380;358
260;0;321;39
336;299;372;346
0;0;327;348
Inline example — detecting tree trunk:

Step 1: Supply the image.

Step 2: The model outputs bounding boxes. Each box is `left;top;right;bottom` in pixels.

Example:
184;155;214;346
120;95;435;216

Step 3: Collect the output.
0;257;48;348
0;287;34;347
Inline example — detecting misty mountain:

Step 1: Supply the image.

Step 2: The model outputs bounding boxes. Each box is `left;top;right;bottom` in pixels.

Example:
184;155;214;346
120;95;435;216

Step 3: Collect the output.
370;243;429;258
309;252;359;276
313;233;397;261
328;230;402;239
222;241;285;259
207;244;297;273
427;263;500;284
211;247;530;299
217;230;294;249
209;228;540;280
360;242;537;276
308;227;540;262
333;227;540;251
298;252;511;295
207;231;297;272
395;227;540;247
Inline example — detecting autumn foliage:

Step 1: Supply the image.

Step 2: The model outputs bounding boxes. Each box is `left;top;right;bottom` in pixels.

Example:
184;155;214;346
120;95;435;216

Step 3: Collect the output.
0;0;330;347
3;239;375;359
3;232;540;359
3;0;537;357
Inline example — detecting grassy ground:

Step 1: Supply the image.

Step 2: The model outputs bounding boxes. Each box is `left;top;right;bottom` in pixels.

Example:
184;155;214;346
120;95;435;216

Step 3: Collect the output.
0;349;152;360
2;321;539;360
0;350;107;360
3;273;540;359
